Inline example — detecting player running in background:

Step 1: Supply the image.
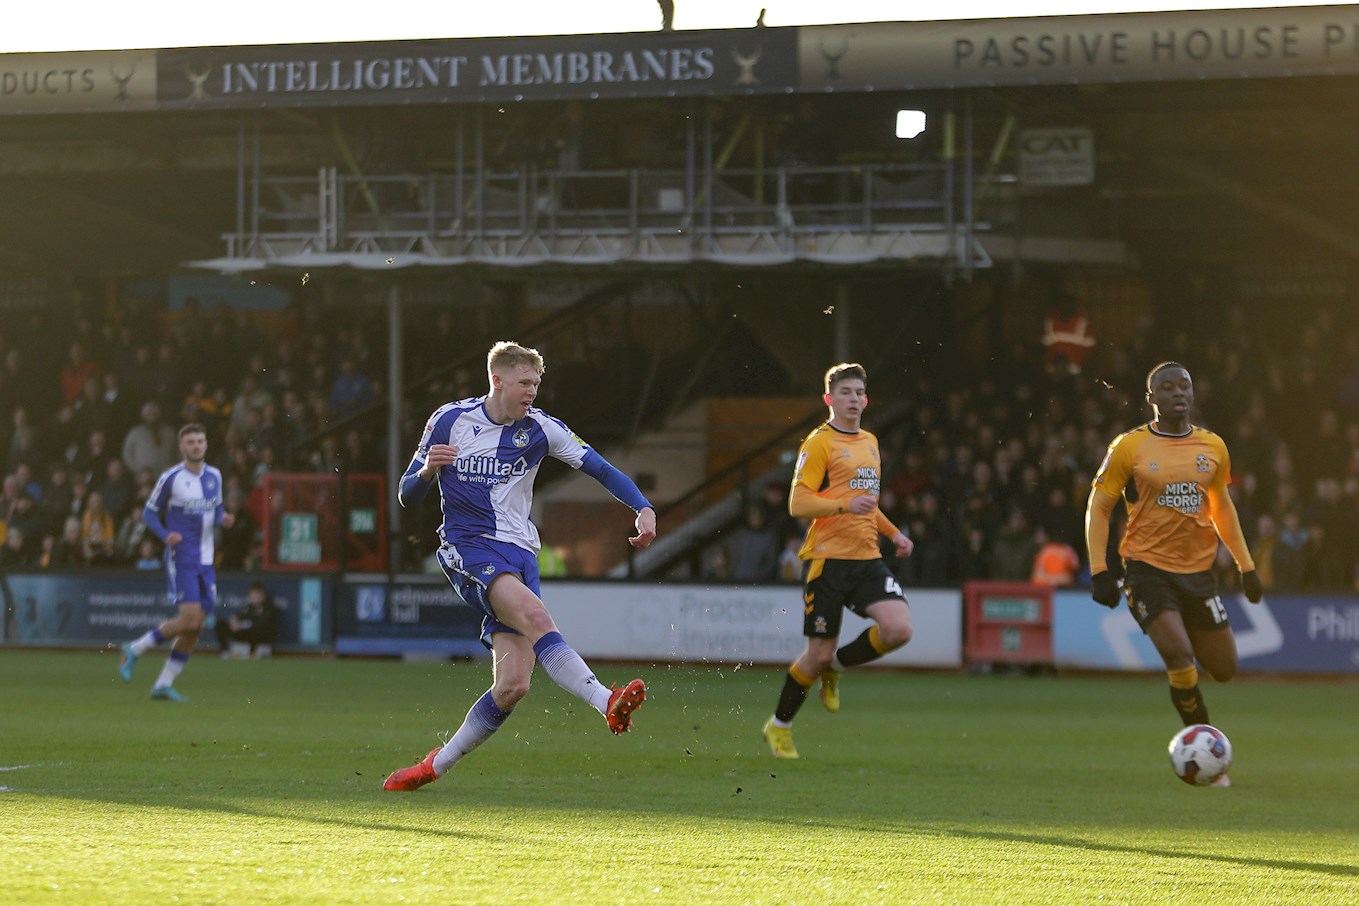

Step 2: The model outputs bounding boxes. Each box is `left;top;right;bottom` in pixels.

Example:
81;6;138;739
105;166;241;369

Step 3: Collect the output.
1085;361;1262;786
383;341;657;792
117;423;233;702
761;363;913;759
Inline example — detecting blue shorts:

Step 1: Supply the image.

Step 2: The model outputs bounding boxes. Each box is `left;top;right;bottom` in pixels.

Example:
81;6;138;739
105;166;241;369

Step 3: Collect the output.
166;558;217;614
437;537;541;650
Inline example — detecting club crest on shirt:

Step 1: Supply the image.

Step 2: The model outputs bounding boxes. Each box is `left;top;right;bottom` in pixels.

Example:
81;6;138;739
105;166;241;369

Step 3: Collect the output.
1196;454;1210;472
481;564;496;575
1148;462;1159;472
513;428;530;448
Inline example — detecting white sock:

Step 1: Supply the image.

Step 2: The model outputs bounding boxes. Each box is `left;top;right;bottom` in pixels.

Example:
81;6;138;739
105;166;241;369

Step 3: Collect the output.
130;630;161;655
154;655;187;688
432;691;510;776
532;632;612;714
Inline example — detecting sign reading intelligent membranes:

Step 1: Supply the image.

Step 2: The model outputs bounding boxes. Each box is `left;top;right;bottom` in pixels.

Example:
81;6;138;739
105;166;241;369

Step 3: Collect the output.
154;29;798;110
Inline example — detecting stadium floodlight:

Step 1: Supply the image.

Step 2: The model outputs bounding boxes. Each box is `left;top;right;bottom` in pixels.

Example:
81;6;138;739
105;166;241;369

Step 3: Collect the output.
895;109;927;139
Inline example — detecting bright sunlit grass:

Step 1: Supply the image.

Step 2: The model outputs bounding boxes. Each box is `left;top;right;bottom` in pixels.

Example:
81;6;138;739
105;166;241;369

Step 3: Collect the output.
3;651;1356;904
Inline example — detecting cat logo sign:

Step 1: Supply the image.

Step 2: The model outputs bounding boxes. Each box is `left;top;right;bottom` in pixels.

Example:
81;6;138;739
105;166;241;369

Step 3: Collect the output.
1019;127;1094;186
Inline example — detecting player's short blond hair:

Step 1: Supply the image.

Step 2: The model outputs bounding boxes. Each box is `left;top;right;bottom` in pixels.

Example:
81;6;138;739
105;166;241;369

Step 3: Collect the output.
824;362;867;394
487;341;545;378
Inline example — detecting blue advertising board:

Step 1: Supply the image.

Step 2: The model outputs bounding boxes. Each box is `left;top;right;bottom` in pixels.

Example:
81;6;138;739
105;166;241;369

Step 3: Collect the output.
334;579;485;657
1054;590;1359;674
0;572;329;651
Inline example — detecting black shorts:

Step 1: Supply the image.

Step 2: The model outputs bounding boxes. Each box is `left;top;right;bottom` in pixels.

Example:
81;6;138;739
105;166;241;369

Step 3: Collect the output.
1123;559;1230;634
801;558;907;639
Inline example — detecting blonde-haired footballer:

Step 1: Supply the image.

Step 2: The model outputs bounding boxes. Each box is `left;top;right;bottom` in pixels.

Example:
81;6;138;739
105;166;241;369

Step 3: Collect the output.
1085;361;1262;787
762;363;914;759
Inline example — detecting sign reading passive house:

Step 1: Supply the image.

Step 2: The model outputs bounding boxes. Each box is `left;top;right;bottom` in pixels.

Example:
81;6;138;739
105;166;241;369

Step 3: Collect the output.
797;6;1359;90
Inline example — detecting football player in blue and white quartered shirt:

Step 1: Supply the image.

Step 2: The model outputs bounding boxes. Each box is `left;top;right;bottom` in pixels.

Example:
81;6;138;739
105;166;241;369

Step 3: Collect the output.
382;341;657;792
117;423;234;702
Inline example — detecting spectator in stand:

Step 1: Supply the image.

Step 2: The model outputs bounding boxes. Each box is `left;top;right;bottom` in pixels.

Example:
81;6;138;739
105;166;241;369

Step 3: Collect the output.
113;501;153;566
1041;288;1096;376
4;491;43;560
1030;527;1080;587
121;344;158;411
134;537;161;570
0;525;33;567
991;509;1039;581
214;582;279;658
957;526;992;579
60;342;99;406
72;374;112;440
1273;510;1308;589
757;480;795;546
0;473;20;541
71;428;115;487
7;406;38;472
37;465;75;533
80;490;117;565
329;357;375;419
101;370;132;433
217;488;256;570
230;374;275;438
726;504;780;582
44;517;85;568
13;463;43;505
777;530;804;582
97;458;135;521
150;343;185;412
702;545;733;580
122;401;178;477
337;427;378;474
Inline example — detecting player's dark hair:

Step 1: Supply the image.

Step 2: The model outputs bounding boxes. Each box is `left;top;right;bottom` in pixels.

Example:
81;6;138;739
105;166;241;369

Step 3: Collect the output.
178;422;207;439
1145;361;1188;392
824;362;867;395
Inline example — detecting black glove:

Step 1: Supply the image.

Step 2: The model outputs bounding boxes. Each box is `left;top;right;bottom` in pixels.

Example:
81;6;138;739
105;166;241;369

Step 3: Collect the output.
1091;571;1121;608
1241;569;1263;604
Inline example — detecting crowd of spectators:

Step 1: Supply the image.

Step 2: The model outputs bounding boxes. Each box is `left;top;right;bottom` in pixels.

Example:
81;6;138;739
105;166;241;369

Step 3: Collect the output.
3;290;1358;595
0;295;393;573
709;300;1359;594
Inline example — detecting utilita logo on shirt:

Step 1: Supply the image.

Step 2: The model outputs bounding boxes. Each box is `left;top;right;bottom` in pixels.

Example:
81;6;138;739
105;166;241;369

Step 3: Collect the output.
456;454;528;485
1156;481;1204;514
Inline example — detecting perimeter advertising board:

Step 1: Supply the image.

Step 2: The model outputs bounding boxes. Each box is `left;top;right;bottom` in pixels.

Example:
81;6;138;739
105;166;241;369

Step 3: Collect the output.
0;573;328;651
1053;590;1359;673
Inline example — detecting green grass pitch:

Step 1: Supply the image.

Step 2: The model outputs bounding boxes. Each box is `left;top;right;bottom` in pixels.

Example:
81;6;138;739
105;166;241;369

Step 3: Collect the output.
3;650;1356;905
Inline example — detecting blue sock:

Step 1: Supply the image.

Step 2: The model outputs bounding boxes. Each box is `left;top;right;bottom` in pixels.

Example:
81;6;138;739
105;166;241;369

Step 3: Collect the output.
432;690;510;775
533;632;611;713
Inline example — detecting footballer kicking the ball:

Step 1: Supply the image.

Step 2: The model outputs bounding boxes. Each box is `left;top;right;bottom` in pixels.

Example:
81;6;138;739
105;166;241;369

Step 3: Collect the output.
383;341;656;791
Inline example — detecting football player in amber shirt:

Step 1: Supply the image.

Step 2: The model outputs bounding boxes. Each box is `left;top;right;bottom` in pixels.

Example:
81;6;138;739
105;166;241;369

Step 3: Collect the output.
1085;362;1262;785
761;363;913;760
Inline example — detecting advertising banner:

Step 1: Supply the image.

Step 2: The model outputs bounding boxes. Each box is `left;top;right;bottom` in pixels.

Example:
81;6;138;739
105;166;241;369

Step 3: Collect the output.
1053;590;1359;674
0;50;157;114
334;579;484;657
156;29;797;111
545;582;963;668
799;6;1359;91
0;572;329;651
